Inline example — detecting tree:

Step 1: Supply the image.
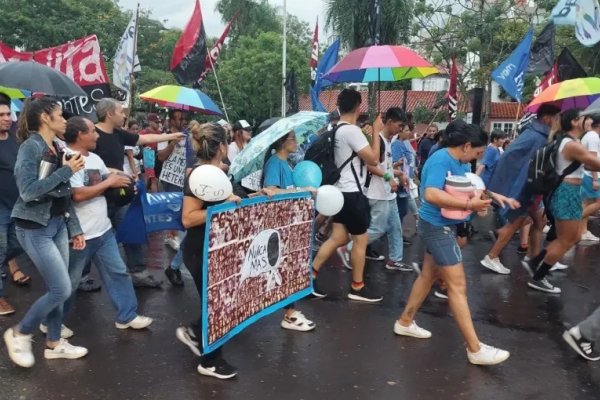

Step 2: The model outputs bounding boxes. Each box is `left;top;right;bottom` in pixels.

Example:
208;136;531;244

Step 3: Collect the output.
215;0;281;44
202;31;310;122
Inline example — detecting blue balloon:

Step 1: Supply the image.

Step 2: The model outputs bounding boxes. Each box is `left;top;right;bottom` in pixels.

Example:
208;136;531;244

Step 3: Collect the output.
293;160;322;188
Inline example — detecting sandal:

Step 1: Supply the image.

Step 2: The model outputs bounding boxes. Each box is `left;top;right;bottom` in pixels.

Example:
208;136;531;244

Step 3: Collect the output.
8;264;31;286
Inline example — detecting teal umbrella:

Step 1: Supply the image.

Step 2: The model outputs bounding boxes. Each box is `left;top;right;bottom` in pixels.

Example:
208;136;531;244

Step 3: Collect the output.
229;111;328;182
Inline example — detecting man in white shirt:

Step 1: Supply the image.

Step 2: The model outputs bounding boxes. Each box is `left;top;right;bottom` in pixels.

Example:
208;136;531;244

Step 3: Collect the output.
343;108;411;271
580;114;600;242
310;89;383;303
63;117;153;331
228;120;252;164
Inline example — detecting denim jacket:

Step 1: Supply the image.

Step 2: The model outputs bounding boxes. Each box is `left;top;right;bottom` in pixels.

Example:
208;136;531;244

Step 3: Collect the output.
11;133;83;237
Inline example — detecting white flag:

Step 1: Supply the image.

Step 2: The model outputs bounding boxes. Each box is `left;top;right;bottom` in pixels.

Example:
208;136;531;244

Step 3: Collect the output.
551;0;578;25
113;13;141;92
575;0;600;47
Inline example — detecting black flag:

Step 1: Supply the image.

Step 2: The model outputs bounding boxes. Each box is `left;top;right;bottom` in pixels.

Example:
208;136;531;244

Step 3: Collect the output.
527;22;555;76
169;0;208;85
557;47;587;80
285;68;299;115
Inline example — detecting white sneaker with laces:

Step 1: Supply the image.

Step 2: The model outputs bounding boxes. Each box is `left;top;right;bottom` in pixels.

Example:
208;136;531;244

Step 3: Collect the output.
44;338;88;360
467;342;510;365
115;315;153;330
336;246;351;270
581;231;600;242
550;262;569;271
393;320;432;339
39;323;74;339
4;328;34;368
281;310;316;332
480;255;510;275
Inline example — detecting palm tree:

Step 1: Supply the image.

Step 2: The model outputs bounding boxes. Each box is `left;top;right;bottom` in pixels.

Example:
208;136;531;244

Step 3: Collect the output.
325;0;414;117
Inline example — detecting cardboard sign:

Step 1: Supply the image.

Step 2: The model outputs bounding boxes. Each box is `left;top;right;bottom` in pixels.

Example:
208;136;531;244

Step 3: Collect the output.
159;140;187;188
201;192;314;353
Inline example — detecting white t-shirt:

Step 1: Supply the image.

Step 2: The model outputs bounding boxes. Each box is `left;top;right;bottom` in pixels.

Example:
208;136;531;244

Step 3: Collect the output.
69;152;112;240
367;133;395;201
123;145;140;177
582;130;600;177
334;123;370;192
557;137;584;179
228;142;242;164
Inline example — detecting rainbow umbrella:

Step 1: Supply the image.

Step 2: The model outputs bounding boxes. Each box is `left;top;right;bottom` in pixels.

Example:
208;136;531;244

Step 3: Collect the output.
323;45;438;83
0;86;30;99
140;85;223;116
526;78;600;112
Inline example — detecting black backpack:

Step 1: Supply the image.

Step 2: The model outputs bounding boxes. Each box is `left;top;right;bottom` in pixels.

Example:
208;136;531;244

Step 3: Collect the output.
526;135;581;197
304;122;361;189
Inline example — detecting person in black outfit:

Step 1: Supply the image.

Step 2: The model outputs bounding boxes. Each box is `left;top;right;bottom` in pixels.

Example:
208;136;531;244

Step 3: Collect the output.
175;122;243;380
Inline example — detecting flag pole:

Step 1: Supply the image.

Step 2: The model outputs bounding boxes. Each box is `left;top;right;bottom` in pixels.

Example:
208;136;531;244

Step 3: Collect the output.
127;3;140;117
281;0;287;117
208;55;229;122
512;102;522;139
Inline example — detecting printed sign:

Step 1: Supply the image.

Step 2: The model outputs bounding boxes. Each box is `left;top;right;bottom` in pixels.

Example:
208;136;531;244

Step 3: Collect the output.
202;193;315;353
159;139;187;188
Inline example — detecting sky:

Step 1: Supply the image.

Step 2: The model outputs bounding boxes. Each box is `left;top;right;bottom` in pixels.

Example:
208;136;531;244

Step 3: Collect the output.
118;0;328;38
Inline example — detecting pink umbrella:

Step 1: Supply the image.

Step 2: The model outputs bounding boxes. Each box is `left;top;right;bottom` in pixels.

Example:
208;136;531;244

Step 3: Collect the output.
323;45;438;83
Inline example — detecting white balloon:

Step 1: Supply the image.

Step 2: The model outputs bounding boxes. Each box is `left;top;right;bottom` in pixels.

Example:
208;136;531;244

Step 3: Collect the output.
189;165;233;202
315;185;344;216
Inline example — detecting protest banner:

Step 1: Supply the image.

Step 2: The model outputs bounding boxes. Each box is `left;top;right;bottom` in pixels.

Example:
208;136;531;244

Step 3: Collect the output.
0;35;111;117
201;192;314;353
159;139;188;188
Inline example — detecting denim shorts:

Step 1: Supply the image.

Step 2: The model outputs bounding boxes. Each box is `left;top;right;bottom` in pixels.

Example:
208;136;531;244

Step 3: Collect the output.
417;219;462;267
550;182;582;220
581;175;600;200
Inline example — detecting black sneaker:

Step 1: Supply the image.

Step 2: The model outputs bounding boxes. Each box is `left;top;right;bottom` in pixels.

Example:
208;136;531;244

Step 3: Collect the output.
365;248;385;261
433;286;448;299
521;258;538;277
78;278;102;292
311;279;327;299
403;237;413;246
517;245;528;255
165;266;184;287
347;285;383;303
563;329;600;361
197;357;238;379
385;260;413;272
527;278;561;294
176;326;201;357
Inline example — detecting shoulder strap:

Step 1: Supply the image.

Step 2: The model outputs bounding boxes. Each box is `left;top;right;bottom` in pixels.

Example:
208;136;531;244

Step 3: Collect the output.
557;136;581;179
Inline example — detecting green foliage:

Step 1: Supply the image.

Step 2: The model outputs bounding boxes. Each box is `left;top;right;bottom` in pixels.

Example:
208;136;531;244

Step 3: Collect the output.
215;0;282;43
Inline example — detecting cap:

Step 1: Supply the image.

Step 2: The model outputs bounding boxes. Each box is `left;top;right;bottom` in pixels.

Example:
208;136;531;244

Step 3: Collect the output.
216;119;229;127
147;113;161;123
233;119;252;132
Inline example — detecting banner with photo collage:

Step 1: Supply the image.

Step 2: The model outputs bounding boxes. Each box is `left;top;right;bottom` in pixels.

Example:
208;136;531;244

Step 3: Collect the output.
202;192;315;353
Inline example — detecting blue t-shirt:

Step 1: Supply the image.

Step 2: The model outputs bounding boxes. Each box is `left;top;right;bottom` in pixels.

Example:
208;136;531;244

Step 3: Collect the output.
419;148;471;226
263;155;295;189
480;145;500;186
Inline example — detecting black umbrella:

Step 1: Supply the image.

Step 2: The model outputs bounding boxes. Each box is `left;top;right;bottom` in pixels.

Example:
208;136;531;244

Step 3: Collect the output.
0;61;87;97
257;117;281;134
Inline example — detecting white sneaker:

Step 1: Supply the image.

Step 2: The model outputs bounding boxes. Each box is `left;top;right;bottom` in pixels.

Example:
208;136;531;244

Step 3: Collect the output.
44;338;88;360
467;342;510;365
393;320;432;339
581;231;600;243
543;225;550;234
281;310;316;332
480;255;510;275
165;236;180;251
550;262;569;271
115;315;153;330
39;323;74;339
336;246;351;270
4;328;34;368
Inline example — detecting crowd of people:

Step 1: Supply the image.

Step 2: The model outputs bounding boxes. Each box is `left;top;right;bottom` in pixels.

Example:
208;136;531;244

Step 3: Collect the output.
1;87;600;380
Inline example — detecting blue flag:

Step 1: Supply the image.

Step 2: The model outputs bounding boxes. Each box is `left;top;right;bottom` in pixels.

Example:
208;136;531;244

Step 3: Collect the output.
311;38;340;111
491;29;534;102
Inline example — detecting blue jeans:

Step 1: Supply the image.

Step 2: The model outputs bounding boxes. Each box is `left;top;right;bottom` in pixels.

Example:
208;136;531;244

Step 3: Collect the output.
65;230;138;324
16;217;71;341
109;204;146;274
0;206;22;297
348;198;404;262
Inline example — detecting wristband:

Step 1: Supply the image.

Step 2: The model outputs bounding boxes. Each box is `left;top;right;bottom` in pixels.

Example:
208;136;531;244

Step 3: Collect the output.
383;173;392;182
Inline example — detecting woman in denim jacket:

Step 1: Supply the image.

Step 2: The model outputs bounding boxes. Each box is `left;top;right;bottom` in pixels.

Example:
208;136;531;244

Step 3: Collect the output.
3;97;88;368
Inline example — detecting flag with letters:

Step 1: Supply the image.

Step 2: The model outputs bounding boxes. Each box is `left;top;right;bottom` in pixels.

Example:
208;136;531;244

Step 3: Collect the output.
491;29;534;102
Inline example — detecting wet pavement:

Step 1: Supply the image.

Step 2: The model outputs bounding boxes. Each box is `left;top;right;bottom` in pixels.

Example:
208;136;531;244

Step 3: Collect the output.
2;216;600;400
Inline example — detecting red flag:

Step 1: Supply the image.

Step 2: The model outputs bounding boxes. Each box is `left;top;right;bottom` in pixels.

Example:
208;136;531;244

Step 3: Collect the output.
196;11;239;84
170;0;208;85
310;18;319;86
448;55;458;121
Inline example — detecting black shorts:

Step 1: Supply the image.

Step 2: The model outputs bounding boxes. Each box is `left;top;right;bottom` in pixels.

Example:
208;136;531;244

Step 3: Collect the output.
455;221;471;238
332;191;370;235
